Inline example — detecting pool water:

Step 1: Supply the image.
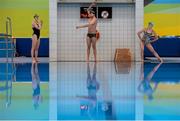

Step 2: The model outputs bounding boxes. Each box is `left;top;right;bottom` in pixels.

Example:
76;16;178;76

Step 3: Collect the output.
0;62;180;120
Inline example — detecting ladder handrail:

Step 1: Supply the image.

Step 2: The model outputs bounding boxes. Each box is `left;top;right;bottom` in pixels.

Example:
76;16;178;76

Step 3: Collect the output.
6;17;12;37
6;17;13;62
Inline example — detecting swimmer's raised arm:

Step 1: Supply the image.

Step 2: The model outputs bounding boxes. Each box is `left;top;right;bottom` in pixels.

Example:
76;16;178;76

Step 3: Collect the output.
87;0;97;11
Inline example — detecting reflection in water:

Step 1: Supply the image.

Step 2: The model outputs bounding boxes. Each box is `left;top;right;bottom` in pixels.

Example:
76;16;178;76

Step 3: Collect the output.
78;63;100;119
138;62;162;100
0;63;49;120
114;62;132;74
31;63;43;110
76;63;113;120
57;62;180;120
87;63;99;100
0;63;15;108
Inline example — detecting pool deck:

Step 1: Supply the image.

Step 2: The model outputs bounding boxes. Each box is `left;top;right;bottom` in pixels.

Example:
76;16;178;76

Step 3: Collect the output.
0;57;180;63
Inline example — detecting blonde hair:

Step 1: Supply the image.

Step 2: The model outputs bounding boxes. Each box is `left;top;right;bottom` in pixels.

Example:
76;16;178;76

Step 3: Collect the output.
148;22;154;27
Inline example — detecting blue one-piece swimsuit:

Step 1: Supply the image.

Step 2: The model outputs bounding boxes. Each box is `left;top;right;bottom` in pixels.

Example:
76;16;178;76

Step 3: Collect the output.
143;31;153;45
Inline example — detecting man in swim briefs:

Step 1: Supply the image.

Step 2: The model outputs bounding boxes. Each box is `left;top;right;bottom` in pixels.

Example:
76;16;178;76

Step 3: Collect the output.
76;0;98;62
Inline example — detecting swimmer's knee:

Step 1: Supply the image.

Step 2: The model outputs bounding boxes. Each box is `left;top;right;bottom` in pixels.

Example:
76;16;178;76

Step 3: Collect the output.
92;45;96;50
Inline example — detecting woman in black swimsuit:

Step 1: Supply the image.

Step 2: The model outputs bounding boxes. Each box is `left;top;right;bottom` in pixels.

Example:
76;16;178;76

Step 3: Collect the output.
31;14;42;63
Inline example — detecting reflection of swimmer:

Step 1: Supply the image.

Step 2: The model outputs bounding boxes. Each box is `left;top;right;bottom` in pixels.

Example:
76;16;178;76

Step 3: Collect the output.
31;63;42;109
77;63;100;119
87;63;100;100
138;62;162;100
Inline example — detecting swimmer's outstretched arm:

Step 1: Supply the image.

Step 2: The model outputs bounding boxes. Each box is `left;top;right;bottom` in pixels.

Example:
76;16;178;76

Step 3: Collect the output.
76;24;89;29
76;18;96;29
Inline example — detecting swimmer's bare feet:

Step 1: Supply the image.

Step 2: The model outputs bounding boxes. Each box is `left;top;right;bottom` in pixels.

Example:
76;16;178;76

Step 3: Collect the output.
35;58;40;62
32;58;36;63
159;58;163;63
86;58;90;63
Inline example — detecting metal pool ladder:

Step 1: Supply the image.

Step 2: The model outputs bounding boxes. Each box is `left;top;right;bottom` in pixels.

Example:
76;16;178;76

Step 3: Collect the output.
0;17;15;62
0;17;16;108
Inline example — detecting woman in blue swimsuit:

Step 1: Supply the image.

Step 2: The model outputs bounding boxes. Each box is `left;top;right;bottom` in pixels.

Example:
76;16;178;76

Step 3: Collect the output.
137;22;163;63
